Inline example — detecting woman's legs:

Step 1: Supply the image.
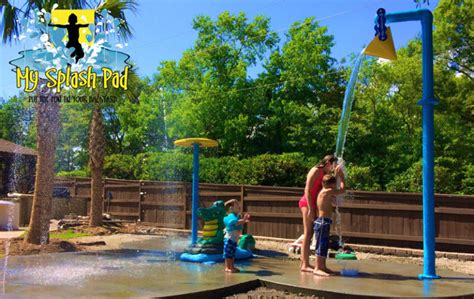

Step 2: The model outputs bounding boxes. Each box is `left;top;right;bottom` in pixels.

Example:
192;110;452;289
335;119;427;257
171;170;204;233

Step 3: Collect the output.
300;206;314;272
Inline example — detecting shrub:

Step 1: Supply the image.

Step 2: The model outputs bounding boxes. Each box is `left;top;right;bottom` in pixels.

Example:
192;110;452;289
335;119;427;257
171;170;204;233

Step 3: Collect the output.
345;164;381;191
57;169;89;177
104;154;138;179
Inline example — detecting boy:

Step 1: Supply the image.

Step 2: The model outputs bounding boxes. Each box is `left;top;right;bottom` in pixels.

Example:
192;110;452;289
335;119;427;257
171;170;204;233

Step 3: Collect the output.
223;199;250;273
313;170;345;276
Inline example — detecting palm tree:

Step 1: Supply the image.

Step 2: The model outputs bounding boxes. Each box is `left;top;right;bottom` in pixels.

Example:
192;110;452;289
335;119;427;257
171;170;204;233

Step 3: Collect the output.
87;1;137;227
88;68;141;226
88;104;105;226
1;0;137;243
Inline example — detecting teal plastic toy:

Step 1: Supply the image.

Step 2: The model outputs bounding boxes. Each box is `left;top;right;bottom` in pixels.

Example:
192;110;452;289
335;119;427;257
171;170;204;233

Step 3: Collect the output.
238;234;256;251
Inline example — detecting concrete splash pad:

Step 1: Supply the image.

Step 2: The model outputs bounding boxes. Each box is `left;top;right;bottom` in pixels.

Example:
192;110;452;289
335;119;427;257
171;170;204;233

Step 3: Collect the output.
1;238;473;298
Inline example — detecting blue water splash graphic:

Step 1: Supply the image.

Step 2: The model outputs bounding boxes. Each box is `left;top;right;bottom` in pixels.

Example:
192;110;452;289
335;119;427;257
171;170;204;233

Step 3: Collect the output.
9;8;131;79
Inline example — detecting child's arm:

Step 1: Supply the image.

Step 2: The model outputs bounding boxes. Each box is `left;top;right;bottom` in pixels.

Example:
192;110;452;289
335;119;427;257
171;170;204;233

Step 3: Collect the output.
78;24;89;27
235;214;250;226
335;164;345;191
330;188;345;197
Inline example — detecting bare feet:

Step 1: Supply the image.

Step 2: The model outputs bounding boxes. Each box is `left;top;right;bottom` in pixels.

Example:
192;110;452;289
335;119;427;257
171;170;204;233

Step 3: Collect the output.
300;266;314;273
300;260;314;273
323;267;335;275
225;268;240;273
313;269;331;277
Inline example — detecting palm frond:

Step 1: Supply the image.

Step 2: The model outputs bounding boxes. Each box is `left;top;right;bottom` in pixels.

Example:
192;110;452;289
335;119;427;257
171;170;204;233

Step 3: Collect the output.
1;2;21;44
25;0;92;15
95;0;137;41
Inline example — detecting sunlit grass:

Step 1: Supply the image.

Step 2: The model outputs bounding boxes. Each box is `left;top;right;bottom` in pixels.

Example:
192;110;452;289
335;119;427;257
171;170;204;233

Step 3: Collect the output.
49;230;92;240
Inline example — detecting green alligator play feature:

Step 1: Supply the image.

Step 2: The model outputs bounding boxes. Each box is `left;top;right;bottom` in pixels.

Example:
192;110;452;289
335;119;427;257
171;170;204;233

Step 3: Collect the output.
185;200;226;254
197;200;226;245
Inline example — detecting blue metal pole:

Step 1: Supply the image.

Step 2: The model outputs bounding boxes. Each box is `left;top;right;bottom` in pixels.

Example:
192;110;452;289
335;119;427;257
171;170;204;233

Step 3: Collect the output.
384;9;439;279
191;143;200;245
418;10;439;280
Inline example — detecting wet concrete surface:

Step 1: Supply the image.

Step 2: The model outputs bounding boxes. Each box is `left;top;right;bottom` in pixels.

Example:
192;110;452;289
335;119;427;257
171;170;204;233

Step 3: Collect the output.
1;237;473;298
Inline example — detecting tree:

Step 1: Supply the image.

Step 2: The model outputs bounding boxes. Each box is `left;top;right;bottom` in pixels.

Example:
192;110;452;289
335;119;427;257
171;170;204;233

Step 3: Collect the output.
433;0;473;79
55;102;90;173
254;17;344;156
26;80;61;244
156;11;279;156
88;105;105;226
0;95;35;147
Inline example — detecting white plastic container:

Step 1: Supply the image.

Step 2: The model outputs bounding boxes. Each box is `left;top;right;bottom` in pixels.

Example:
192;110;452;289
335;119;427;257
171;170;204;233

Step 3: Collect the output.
0;200;19;230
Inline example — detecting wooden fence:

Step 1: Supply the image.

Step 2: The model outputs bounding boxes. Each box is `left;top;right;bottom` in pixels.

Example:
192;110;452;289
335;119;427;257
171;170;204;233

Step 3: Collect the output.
53;177;474;253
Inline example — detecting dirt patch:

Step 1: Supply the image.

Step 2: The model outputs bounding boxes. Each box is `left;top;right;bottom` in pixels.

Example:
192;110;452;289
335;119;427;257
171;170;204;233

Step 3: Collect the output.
225;287;320;299
0;238;81;256
0;223;179;257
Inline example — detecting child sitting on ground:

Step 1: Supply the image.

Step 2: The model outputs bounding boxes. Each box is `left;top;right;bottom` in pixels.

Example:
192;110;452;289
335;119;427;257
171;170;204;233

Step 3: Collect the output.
223;199;250;273
313;169;345;277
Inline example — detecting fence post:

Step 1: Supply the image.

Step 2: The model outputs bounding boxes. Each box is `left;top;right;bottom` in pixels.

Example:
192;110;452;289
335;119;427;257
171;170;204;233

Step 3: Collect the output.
73;178;77;198
138;181;142;222
102;178;106;214
241;185;246;234
181;182;187;229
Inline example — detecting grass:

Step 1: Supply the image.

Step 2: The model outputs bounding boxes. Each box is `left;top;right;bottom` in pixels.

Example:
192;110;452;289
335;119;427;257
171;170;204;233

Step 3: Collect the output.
49;230;93;240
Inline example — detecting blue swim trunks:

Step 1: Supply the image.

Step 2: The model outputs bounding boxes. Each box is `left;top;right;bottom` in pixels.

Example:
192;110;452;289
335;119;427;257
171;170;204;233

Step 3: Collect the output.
314;217;332;257
223;238;238;259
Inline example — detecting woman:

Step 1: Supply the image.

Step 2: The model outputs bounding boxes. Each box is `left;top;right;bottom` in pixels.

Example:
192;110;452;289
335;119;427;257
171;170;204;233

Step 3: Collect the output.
298;154;336;272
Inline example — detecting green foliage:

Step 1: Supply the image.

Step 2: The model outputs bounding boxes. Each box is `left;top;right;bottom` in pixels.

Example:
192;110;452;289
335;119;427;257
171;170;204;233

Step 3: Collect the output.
345;165;381;191
254;17;344;156
386;161;423;193
57;169;89;177
140;151;193;181
99;152;315;187
0;95;35;148
104;154;140;180
1;7;471;195
433;0;473;78
200;156;238;184
155;11;280;157
386;158;468;194
226;153;313;186
461;164;474;194
55;102;91;173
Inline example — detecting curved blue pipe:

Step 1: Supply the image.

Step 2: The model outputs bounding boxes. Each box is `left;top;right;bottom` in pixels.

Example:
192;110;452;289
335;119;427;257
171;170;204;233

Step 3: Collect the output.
376;9;439;280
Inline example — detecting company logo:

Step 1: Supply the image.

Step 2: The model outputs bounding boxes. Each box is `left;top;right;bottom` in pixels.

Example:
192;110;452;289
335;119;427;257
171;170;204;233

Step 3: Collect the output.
10;8;131;94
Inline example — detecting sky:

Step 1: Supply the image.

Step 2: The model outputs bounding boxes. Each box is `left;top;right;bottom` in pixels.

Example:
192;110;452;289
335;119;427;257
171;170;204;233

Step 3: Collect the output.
0;0;437;100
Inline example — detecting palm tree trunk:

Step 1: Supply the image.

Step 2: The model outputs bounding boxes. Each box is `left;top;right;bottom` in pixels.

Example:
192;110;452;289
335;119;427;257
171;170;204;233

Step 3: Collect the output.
25;78;60;245
89;106;105;226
